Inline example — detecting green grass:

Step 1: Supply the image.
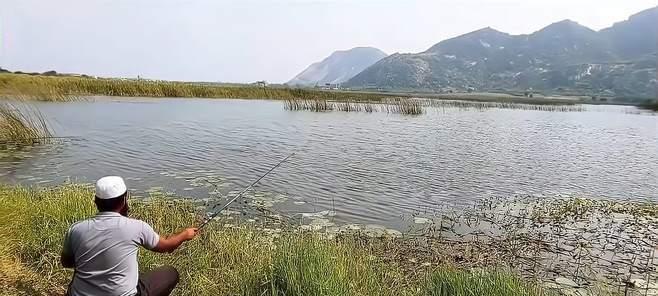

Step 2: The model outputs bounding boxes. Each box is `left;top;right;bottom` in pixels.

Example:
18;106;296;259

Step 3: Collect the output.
0;103;52;145
0;184;549;296
270;235;402;296
424;267;549;296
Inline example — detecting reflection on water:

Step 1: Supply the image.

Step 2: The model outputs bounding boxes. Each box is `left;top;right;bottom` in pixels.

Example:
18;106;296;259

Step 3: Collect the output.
0;98;656;229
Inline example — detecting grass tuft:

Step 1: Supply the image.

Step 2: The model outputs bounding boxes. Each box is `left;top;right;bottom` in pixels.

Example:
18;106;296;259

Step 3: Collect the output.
424;267;550;296
270;235;400;296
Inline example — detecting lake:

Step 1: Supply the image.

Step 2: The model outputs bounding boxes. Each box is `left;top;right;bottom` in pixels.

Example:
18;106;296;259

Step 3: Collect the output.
1;97;656;229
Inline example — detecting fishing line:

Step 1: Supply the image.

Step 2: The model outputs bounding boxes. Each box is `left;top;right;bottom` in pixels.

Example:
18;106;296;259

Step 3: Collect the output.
197;152;296;230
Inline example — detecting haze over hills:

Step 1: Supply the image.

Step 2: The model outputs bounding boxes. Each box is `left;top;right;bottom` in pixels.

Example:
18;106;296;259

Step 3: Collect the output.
345;6;657;100
287;47;387;87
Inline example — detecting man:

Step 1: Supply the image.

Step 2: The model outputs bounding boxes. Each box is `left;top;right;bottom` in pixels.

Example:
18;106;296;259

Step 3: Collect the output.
61;176;199;296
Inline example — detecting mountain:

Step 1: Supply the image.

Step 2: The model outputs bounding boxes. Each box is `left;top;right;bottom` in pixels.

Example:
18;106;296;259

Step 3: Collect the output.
600;7;658;59
288;47;387;86
346;7;657;100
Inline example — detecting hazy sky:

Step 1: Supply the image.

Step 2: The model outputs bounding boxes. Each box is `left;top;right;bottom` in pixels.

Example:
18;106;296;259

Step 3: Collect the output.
1;0;655;83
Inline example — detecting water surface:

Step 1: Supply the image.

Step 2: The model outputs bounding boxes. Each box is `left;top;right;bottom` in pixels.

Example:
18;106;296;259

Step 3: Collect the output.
1;98;656;229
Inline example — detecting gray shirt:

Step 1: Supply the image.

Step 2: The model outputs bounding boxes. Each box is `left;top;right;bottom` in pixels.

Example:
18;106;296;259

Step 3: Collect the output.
62;212;160;296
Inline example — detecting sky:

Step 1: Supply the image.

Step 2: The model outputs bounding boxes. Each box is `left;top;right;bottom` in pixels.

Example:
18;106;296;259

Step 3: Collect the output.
1;0;655;83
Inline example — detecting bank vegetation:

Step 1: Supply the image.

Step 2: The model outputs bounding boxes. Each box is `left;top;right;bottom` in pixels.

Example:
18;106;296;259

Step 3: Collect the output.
0;73;393;102
0;184;550;296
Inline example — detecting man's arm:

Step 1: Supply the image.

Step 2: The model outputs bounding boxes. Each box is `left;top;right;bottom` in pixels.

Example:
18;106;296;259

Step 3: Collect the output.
61;252;75;268
61;228;75;268
151;228;198;253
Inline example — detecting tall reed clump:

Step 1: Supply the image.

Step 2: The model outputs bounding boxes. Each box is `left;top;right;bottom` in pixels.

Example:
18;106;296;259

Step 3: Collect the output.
0;184;549;296
335;101;361;112
385;99;425;115
0;103;52;144
284;99;333;112
428;100;585;112
284;98;427;115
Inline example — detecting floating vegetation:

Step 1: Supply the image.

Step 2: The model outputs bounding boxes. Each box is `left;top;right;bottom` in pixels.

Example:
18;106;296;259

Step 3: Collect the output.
0;103;52;145
414;217;433;224
400;195;658;295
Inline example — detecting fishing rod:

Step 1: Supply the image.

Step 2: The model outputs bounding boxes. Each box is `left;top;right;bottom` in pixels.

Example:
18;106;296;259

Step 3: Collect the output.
197;152;295;230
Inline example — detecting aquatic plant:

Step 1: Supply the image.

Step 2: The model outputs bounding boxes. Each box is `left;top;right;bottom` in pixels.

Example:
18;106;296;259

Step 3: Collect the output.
284;98;427;115
384;98;424;115
420;194;658;295
1;73;591;112
428;99;586;112
335;101;361;112
0;184;549;296
0;73;392;102
283;98;333;112
0;103;52;144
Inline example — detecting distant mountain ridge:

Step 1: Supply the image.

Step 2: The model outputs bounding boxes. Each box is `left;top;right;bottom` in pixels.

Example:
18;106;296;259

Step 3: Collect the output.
345;6;657;100
288;47;387;86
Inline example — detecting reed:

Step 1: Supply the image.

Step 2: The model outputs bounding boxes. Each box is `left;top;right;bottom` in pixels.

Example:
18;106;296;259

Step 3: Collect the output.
428;100;586;112
384;98;425;115
335;101;361;112
0;73;391;102
0;184;549;296
284;98;427;115
0;103;52;144
284;99;333;112
363;103;375;113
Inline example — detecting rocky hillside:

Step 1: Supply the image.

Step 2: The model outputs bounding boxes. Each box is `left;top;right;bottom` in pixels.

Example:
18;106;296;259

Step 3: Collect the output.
288;47;387;87
346;7;657;100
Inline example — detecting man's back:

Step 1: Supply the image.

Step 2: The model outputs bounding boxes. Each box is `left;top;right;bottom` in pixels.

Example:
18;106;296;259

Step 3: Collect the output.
64;212;159;296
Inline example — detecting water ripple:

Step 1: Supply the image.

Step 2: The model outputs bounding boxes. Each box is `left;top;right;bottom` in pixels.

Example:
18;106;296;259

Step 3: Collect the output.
1;98;656;229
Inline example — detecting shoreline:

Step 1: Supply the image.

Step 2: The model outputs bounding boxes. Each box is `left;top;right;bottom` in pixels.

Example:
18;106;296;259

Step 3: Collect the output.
0;183;549;296
2;183;657;295
0;73;604;106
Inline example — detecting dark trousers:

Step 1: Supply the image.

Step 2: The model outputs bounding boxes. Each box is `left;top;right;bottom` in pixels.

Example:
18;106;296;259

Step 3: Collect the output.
137;266;180;296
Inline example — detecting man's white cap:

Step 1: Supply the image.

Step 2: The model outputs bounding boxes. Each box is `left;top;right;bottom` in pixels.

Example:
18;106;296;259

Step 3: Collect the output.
95;176;128;200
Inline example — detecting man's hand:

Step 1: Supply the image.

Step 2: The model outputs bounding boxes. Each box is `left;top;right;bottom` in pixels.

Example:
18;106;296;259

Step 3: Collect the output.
182;228;199;241
152;227;200;253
